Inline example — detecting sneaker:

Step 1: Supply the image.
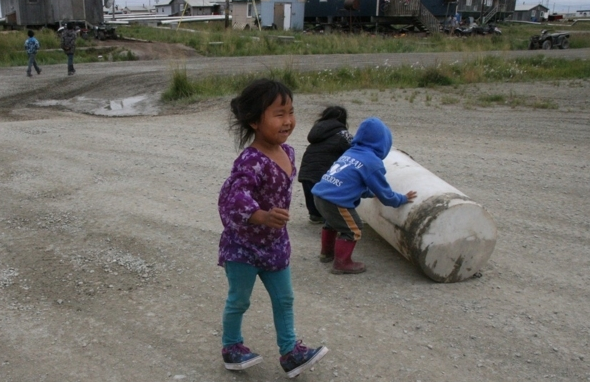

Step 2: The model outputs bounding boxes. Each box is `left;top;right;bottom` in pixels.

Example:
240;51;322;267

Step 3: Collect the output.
37;69;42;75
280;340;329;378
309;215;324;224
222;343;263;371
27;73;33;77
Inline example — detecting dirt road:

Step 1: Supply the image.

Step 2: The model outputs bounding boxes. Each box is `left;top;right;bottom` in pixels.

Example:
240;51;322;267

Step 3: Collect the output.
1;46;589;382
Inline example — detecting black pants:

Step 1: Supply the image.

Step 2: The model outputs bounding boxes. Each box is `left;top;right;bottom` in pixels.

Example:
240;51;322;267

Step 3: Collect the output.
300;180;322;218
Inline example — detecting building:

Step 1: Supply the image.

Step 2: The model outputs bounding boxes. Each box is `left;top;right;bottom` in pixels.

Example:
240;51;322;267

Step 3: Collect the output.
511;3;548;22
122;5;156;14
0;0;104;27
305;0;516;34
228;0;262;29
259;0;304;30
452;0;517;23
183;0;220;15
155;0;176;16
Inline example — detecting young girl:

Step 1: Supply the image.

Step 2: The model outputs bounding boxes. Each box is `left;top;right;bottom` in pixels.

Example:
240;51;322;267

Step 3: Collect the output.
218;78;328;378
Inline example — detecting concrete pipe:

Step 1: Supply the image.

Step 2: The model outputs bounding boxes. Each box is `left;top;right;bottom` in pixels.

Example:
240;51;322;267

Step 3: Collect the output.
357;149;497;283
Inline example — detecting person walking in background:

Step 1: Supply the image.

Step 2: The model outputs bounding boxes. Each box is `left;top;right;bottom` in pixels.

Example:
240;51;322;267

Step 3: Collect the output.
312;117;417;274
24;30;41;77
218;78;328;378
298;106;353;227
60;22;77;76
450;14;458;36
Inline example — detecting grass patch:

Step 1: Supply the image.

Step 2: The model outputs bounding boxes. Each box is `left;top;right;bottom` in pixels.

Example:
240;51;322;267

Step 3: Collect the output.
440;95;460;105
163;55;590;103
0;29;137;67
3;22;590;67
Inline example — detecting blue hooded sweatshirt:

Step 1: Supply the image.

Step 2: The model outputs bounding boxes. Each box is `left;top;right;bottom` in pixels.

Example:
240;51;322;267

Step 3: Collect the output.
311;117;408;209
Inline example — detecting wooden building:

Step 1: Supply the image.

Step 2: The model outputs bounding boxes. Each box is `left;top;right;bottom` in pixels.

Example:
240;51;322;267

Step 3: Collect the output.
155;0;184;16
229;0;262;30
0;0;104;28
511;3;548;22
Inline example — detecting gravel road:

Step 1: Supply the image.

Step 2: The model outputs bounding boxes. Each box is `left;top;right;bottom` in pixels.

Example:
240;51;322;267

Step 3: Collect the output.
1;48;589;382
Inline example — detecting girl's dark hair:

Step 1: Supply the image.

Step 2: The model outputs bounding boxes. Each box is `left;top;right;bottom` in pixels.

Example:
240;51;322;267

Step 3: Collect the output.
229;78;293;149
28;30;35;37
316;106;348;127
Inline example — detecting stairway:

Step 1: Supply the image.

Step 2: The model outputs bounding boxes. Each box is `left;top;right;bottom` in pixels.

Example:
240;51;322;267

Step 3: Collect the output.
380;0;441;34
415;2;441;33
481;4;499;25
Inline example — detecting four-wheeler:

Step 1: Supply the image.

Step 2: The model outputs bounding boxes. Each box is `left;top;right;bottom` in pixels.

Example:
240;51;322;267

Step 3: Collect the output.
528;30;570;50
93;22;118;41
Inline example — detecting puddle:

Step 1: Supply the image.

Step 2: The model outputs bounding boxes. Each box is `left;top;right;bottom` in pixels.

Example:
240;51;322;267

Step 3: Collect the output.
34;95;160;117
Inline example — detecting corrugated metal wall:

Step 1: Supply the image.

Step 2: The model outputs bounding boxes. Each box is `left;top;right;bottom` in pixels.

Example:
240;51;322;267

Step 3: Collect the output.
2;0;103;27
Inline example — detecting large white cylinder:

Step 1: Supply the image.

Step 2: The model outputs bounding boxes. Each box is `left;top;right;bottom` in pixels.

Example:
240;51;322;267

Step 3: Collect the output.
357;149;497;283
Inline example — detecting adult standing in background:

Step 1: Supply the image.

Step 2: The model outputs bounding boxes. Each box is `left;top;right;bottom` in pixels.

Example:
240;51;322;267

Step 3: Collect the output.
450;15;458;36
61;22;77;76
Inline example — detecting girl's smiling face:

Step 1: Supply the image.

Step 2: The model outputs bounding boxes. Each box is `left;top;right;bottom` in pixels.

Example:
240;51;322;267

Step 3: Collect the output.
251;94;295;147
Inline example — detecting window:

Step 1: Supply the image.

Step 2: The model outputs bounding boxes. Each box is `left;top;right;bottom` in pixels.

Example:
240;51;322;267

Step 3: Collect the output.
247;3;253;17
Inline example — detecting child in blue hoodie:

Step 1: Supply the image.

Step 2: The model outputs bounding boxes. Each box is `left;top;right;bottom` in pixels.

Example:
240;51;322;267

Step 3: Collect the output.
311;117;417;274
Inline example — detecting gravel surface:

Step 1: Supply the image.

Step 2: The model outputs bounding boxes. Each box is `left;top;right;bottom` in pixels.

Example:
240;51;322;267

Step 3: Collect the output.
1;45;589;382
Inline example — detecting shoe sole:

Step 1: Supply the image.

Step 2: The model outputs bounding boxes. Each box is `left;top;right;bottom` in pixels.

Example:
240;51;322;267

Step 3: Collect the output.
331;267;366;274
285;346;329;378
224;355;263;370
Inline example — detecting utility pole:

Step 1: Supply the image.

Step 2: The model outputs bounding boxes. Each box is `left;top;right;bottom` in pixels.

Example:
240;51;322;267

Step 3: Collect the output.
480;0;485;24
225;0;230;28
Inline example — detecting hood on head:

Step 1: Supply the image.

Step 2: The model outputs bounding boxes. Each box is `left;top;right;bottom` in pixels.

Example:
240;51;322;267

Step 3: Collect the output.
351;117;392;159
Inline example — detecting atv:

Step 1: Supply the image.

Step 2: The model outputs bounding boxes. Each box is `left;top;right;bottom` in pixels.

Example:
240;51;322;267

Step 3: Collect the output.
528;30;570;50
93;22;118;41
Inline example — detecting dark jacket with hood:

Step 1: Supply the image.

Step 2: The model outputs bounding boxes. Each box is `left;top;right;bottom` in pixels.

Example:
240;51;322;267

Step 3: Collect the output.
311;117;407;209
298;119;353;184
61;29;77;54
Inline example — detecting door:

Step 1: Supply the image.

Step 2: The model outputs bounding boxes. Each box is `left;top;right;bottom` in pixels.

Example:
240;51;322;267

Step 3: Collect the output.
273;3;284;30
283;3;291;30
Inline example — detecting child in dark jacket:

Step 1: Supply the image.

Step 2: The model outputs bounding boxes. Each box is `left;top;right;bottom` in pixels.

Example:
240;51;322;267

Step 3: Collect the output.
298;106;353;229
312;117;417;274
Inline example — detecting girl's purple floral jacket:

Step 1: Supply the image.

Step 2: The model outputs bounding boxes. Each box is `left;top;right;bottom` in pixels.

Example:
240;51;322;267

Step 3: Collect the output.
218;144;296;271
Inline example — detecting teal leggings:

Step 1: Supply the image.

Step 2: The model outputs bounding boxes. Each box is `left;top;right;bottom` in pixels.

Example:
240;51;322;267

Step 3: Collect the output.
222;261;296;355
